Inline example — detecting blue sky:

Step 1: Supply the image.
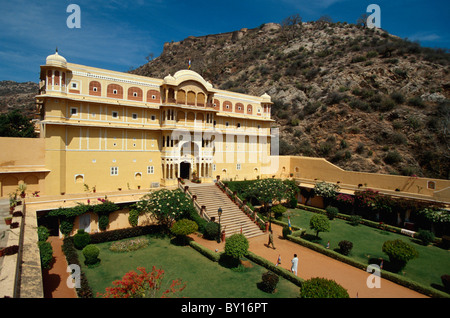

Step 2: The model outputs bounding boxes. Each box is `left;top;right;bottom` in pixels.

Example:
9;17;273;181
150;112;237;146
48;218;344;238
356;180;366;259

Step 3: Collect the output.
0;0;448;83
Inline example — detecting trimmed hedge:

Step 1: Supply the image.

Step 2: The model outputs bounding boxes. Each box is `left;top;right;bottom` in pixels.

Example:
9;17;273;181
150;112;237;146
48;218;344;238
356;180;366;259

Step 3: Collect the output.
62;237;93;298
189;240;222;262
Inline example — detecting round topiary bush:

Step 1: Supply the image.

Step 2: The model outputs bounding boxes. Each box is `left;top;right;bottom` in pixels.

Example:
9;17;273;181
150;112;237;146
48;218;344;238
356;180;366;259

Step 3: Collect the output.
171;218;199;245
271;204;287;220
415;229;435;246
73;229;91;250
171;218;199;236
224;233;249;260
300;277;349;298
349;214;362;226
82;244;100;266
338;240;353;256
382;239;418;272
259;271;279;293
325;206;339;220
204;221;220;240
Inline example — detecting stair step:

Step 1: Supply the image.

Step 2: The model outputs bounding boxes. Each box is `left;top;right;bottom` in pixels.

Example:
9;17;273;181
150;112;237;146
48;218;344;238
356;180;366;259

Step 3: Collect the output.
186;184;264;239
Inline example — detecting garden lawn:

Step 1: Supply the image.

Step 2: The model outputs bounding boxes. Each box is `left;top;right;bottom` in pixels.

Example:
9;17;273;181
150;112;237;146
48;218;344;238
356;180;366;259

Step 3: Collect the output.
78;234;300;298
285;208;450;292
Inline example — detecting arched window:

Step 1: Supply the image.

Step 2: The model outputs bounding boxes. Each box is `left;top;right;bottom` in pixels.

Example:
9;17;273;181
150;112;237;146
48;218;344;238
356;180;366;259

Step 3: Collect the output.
213;99;220;110
54;71;60;86
147;89;160;103
89;81;101;96
47;70;53;85
128;87;143;101
107;84;123;98
223;101;232;112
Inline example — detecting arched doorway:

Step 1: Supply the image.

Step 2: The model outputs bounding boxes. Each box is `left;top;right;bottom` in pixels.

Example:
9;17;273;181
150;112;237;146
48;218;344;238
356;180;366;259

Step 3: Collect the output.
180;161;190;179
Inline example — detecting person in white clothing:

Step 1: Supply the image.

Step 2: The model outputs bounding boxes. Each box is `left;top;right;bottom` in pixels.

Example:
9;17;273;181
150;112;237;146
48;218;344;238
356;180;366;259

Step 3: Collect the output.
291;254;298;276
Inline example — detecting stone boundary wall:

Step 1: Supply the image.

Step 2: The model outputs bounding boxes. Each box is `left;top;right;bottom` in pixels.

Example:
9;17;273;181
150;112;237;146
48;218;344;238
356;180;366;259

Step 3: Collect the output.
0;201;42;297
18;201;44;297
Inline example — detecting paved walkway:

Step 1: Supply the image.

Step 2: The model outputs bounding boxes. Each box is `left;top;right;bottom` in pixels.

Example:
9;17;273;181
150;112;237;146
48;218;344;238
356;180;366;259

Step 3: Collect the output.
189;223;428;298
44;223;427;298
42;236;78;298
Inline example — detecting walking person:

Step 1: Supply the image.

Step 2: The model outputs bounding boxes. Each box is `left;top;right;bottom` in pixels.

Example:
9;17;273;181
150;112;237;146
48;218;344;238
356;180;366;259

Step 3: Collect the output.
267;230;276;249
291;254;298;276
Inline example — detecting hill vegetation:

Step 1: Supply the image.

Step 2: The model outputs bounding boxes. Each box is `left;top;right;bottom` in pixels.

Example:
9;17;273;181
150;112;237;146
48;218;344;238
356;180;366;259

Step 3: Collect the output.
132;17;450;180
1;16;448;179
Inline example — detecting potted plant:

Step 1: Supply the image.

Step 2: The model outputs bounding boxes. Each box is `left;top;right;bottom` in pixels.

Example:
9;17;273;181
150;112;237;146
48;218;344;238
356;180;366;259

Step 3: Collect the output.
4;217;12;225
18;183;27;198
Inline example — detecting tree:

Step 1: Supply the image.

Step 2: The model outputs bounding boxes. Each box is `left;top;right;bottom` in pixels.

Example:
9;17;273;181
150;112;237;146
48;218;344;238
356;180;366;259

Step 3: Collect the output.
98;266;186;298
136;189;195;231
356;13;369;28
246;178;291;211
382;239;418;272
309;214;330;238
280;14;303;43
0;109;37;137
317;15;333;24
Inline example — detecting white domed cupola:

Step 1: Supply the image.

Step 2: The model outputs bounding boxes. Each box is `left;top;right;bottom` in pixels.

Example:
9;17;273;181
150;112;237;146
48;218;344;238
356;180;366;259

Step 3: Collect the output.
46;48;67;68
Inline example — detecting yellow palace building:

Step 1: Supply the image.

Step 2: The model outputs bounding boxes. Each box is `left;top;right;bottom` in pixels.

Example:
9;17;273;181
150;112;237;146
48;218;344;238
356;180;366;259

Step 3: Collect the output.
0;50;449;206
26;50;275;196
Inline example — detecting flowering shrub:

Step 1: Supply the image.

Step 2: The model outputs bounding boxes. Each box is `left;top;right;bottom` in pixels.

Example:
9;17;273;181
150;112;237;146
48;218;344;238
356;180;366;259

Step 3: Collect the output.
314;181;340;199
354;189;379;209
418;208;450;223
136;189;195;230
97;266;186;298
109;237;149;253
335;194;354;205
245;178;290;208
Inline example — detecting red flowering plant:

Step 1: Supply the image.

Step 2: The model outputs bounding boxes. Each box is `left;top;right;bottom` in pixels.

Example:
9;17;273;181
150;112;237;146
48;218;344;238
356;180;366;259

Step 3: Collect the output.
97;266;186;298
354;189;379;209
335;194;355;205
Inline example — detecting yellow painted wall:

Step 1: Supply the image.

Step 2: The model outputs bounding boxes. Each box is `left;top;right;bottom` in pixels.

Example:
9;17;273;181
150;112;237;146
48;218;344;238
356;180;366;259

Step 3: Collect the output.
69;208;156;236
274;156;450;203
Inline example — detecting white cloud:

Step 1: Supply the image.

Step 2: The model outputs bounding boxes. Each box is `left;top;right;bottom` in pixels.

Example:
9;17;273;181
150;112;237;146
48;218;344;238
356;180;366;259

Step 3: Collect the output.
409;32;442;43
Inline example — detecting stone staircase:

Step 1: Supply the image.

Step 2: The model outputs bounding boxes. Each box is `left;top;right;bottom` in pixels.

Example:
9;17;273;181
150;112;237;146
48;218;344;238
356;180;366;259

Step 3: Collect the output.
187;183;265;239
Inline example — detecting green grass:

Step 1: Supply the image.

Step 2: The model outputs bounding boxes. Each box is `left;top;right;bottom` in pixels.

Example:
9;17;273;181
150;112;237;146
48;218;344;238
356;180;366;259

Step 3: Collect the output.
285;208;450;291
78;235;300;298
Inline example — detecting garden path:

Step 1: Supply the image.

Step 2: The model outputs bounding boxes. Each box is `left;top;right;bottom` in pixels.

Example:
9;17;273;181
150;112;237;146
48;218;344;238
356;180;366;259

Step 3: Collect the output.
188;223;429;298
44;223;429;298
42;236;78;298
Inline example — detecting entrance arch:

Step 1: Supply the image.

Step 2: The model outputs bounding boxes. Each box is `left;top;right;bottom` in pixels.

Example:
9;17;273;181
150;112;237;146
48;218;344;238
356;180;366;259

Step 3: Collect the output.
180;161;190;179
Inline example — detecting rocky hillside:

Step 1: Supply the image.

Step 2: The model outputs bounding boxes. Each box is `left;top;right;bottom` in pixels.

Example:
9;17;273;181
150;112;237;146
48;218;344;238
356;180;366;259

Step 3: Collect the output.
132;20;450;180
0;80;38;115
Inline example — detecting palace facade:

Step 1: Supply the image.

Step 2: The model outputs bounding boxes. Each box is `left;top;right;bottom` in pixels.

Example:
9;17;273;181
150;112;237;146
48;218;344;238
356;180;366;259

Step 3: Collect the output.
33;50;275;195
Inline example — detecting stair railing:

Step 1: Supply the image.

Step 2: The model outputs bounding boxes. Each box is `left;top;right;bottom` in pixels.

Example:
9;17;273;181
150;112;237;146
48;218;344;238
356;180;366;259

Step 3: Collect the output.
216;179;267;231
178;179;211;222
